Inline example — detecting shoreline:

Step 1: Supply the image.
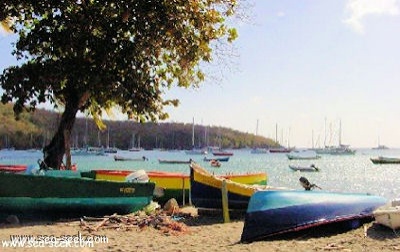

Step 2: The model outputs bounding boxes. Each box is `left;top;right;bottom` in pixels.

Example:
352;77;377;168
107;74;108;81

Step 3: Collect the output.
1;209;399;252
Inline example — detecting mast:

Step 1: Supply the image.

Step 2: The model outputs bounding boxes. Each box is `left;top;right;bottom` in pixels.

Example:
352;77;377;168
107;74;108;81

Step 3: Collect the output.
192;117;195;148
339;119;342;146
256;119;259;136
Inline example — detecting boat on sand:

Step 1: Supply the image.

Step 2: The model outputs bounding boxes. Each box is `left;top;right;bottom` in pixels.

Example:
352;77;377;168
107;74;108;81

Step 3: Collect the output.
83;168;268;205
0;170;155;219
189;163;277;210
240;190;386;242
373;198;400;230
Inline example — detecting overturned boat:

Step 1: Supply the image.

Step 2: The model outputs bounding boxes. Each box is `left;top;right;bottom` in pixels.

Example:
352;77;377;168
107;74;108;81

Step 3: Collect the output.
241;190;386;242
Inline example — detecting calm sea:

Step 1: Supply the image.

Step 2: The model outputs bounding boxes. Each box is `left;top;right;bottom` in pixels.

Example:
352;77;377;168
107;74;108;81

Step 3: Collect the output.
1;148;399;201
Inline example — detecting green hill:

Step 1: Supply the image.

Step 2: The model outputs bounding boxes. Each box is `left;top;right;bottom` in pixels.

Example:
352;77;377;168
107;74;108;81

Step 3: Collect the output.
0;103;278;150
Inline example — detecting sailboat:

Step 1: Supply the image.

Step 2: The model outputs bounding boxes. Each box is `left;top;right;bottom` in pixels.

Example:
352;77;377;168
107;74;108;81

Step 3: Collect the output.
104;128;118;153
251;119;268;154
372;137;389;150
268;123;292;153
185;117;207;155
315;120;355;155
129;133;142;152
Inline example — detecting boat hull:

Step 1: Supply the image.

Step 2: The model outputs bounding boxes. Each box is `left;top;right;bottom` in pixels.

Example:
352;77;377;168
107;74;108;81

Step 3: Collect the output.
241;190;387;242
0;171;155;218
85;169;267;205
373;200;400;230
0;164;27;173
83;170;191;204
370;157;400;164
190;164;258;209
288;165;319;172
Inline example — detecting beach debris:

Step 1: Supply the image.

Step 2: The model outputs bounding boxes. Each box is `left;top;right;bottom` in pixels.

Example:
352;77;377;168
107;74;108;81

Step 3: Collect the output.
80;206;195;235
322;243;346;250
163;198;179;214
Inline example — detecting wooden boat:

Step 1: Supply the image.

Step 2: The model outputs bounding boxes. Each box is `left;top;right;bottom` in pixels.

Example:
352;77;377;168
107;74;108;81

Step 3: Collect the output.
114;155;147;161
370;156;400;164
158;159;192;164
0;170;155;218
203;156;230;162
240;190;386;242
82;170;191;205
190;163;274;210
0;164;28;173
84;168;268;205
288;164;319;172
373;198;400;230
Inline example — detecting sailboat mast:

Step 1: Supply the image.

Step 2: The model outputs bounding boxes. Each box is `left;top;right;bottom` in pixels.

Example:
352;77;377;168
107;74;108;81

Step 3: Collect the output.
256;119;259;136
339;120;342;146
192;117;195;148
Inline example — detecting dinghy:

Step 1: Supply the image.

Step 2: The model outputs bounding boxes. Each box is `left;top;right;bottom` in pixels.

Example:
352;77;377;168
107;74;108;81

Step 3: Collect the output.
373;198;400;230
289;164;319;172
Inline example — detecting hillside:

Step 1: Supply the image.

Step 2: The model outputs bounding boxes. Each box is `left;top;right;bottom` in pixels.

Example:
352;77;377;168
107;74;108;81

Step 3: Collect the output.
0;103;278;150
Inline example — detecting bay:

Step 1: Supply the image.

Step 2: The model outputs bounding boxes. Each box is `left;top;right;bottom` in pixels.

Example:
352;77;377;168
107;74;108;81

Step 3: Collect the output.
0;148;399;201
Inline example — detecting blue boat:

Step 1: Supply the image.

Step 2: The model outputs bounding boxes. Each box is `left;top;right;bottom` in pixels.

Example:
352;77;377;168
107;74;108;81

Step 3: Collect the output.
240;190;387;242
203;156;230;162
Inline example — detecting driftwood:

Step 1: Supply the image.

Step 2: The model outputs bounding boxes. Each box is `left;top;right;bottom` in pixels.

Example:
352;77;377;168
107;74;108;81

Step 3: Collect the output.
80;209;194;235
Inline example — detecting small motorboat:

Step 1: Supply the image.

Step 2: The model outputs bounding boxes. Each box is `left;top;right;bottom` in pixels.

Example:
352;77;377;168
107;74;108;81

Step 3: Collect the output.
373;198;400;230
370;156;400;164
114;155;147;161
289;164;319;172
210;159;221;168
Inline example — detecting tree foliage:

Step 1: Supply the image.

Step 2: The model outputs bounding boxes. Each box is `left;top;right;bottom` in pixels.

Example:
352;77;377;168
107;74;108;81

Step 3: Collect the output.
0;0;238;168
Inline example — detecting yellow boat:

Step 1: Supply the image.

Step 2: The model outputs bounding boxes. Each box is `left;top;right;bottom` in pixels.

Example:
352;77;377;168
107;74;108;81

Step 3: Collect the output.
83;167;267;205
189;163;286;210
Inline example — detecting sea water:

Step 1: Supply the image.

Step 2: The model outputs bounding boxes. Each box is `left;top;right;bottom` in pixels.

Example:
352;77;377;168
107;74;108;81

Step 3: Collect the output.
0;148;399;200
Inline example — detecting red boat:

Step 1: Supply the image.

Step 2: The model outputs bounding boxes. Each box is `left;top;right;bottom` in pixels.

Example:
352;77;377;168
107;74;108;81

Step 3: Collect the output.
0;164;28;173
0;163;77;172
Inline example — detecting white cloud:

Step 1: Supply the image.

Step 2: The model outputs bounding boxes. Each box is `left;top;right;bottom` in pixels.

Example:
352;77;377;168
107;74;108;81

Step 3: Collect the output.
343;0;400;33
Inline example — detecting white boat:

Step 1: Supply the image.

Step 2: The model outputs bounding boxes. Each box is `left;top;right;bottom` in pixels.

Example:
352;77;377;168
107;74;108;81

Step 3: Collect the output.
373;199;400;230
287;150;320;160
289;164;319;172
185;117;207;155
250;148;268;154
185;149;207;155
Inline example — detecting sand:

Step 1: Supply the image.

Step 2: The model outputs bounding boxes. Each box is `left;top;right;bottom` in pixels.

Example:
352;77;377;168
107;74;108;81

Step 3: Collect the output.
0;209;399;252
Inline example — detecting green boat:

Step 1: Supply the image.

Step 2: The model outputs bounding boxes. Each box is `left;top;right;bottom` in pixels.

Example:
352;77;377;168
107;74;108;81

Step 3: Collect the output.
0;170;155;219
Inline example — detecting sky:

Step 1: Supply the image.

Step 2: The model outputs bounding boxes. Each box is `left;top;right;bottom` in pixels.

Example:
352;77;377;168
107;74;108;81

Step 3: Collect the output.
1;0;400;148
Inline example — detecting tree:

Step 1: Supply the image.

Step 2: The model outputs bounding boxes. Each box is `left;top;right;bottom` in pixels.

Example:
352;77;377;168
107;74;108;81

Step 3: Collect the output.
0;0;238;169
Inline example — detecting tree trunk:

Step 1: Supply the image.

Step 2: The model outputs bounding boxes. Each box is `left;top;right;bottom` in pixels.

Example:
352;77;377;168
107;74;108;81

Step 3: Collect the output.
43;100;79;169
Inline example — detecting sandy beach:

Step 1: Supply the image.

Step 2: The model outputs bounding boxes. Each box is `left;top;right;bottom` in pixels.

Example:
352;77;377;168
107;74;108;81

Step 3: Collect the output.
0;207;399;252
